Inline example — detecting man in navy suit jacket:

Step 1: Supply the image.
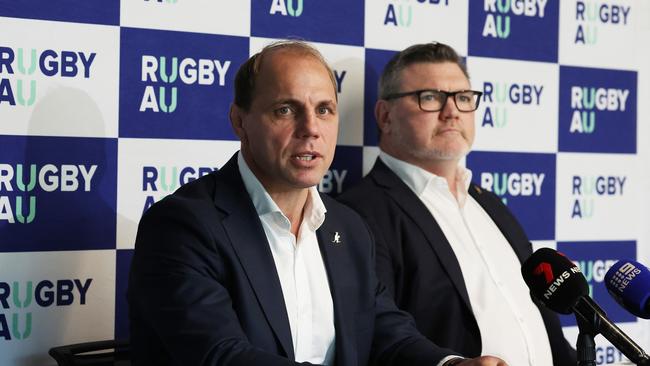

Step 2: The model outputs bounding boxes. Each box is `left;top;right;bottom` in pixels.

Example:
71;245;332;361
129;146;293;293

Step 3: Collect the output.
339;42;576;366
128;40;507;366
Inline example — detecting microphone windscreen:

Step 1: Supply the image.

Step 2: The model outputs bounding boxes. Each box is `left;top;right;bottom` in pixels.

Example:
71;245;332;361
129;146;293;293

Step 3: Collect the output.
521;247;589;314
605;260;650;319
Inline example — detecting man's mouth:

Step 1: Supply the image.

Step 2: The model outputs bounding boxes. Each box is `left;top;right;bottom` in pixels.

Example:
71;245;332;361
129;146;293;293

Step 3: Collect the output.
293;152;321;161
296;155;315;161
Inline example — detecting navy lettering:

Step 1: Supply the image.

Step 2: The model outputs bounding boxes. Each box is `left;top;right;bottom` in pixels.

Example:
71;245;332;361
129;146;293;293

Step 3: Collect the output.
35;280;54;307
143;166;158;191
0;47;14;74
75;279;92;305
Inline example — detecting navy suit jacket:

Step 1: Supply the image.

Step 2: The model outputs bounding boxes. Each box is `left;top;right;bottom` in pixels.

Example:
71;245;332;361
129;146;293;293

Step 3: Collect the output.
339;159;576;366
128;154;454;366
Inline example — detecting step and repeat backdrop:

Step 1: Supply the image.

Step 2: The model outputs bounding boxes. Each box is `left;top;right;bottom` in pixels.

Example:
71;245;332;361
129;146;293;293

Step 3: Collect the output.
1;1;649;365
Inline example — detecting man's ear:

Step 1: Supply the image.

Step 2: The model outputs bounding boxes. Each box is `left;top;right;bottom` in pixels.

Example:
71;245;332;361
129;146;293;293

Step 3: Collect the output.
375;99;392;134
229;103;246;142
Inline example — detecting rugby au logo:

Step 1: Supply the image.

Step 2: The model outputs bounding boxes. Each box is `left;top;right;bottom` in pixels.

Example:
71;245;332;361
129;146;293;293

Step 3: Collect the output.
481;0;549;39
269;0;303;17
0;163;97;224
480;81;544;128
141;165;217;213
569;86;629;134
559;66;636;154
574;1;630;45
138;55;231;113
570;175;626;219
0;279;93;341
480;171;545;205
382;0;449;28
0;46;96;107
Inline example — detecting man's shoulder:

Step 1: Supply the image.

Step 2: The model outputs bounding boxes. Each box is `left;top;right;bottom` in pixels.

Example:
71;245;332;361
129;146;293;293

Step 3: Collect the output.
340;164;383;197
468;182;511;212
174;171;219;200
321;192;368;223
145;171;222;220
338;167;401;215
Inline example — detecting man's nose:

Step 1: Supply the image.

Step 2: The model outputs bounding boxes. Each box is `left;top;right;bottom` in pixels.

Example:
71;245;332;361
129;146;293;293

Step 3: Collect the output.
439;94;460;119
297;110;320;138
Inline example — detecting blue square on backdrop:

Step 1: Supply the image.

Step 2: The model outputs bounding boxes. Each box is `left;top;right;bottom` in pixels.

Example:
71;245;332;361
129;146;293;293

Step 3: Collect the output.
320;146;362;198
251;0;364;46
115;249;134;340
0;0;119;25
363;48;397;146
119;27;248;140
466;151;555;241
559;66;637;154
468;0;559;62
0;135;117;252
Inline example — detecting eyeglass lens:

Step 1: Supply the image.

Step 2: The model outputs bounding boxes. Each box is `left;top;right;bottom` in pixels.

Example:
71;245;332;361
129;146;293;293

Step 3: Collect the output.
419;90;480;112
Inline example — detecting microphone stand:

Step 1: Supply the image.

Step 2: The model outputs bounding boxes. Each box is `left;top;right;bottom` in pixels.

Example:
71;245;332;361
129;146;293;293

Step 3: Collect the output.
573;297;650;365
575;315;597;366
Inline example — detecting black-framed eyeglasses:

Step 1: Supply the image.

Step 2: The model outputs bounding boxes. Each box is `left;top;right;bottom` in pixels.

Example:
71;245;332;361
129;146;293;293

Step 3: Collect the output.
383;89;483;112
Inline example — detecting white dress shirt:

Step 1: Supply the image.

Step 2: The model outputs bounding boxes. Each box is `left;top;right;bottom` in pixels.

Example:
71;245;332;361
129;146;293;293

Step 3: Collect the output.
238;152;336;364
380;151;554;366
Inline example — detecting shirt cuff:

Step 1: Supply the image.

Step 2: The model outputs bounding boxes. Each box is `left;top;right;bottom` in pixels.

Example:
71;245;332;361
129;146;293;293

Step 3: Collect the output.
436;355;466;366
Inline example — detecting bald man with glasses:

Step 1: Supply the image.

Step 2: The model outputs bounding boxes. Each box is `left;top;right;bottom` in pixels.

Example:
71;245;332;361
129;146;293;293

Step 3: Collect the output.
339;42;576;366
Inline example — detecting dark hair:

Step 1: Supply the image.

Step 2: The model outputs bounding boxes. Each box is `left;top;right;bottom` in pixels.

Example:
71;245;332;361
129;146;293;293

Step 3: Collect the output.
233;40;337;110
378;42;469;99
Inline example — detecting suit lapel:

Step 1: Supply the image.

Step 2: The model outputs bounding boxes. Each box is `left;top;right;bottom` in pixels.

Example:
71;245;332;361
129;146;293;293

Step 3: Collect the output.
370;160;474;312
214;156;294;360
317;210;356;366
468;185;530;263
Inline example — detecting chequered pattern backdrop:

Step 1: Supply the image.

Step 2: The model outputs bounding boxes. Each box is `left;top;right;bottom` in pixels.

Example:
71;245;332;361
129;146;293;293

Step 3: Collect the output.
0;1;647;365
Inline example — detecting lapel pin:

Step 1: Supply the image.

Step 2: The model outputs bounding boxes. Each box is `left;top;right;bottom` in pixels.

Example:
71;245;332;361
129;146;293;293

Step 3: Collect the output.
332;231;341;244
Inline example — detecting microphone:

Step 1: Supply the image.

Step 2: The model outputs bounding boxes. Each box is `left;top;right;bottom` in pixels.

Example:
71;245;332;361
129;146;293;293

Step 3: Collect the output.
605;259;650;319
521;247;650;365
